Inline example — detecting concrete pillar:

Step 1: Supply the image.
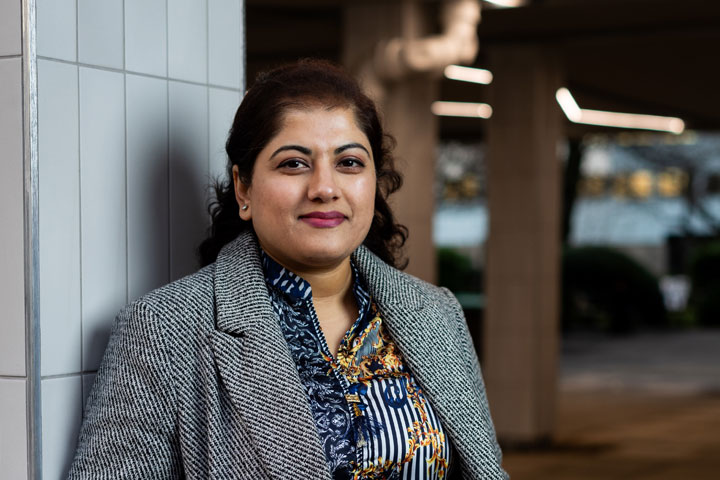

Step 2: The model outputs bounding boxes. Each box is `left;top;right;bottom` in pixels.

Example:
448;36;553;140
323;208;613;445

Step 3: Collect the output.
381;76;439;282
483;45;563;444
343;1;439;283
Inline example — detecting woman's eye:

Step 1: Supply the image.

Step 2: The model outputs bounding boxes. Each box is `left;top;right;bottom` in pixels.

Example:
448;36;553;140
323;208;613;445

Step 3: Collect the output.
278;159;306;169
338;158;364;168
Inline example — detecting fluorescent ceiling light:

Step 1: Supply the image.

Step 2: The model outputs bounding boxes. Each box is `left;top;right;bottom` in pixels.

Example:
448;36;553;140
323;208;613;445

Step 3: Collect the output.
556;87;685;134
431;101;493;119
444;65;493;85
555;88;582;122
579;110;686;135
484;0;527;7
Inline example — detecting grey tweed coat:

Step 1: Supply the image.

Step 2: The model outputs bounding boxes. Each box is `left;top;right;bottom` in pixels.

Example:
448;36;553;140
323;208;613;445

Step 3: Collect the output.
69;231;508;479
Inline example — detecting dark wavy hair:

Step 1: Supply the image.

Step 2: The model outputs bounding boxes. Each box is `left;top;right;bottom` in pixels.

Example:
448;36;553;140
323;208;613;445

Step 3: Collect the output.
198;59;408;268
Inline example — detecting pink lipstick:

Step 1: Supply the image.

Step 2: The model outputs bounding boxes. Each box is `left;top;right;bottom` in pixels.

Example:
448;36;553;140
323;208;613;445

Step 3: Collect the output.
299;211;346;228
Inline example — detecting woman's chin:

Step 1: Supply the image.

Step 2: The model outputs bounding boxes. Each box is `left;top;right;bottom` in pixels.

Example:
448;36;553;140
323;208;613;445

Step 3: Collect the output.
291;249;354;270
259;228;368;272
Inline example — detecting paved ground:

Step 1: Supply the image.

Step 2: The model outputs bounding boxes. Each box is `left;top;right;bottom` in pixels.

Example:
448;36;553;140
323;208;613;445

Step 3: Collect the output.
501;329;720;480
561;330;720;395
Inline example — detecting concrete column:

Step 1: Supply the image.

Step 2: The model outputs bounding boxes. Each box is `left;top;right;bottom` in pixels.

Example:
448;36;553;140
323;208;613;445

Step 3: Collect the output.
483;45;563;444
343;1;439;283
381;77;439;281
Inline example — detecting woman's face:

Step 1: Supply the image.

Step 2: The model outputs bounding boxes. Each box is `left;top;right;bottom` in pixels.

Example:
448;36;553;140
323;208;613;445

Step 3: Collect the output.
233;105;376;272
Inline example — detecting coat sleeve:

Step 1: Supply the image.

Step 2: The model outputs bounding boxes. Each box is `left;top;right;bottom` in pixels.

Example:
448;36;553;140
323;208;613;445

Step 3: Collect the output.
68;301;183;479
439;287;507;475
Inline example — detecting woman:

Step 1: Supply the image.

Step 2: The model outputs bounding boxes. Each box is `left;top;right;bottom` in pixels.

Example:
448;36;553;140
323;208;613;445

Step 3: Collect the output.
69;60;507;479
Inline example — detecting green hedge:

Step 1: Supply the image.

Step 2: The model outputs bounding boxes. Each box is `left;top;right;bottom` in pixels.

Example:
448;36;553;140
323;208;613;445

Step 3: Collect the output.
437;247;482;294
562;246;667;333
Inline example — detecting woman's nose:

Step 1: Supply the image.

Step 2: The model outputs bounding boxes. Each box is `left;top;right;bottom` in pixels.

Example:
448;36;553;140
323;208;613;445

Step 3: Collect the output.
307;163;339;202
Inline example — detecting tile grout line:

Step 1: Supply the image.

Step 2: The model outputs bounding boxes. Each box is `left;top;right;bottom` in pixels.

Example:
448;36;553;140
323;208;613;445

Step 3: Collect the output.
75;0;79;63
36;56;241;92
75;0;83;381
206;0;211;206
121;0;125;71
206;0;209;86
123;72;129;307
166;0;171;282
165;0;169;79
240;0;245;92
0;375;30;380
40;372;87;381
122;0;129;310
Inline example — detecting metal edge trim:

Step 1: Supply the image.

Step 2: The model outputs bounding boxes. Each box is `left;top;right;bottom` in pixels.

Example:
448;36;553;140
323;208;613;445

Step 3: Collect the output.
22;0;41;478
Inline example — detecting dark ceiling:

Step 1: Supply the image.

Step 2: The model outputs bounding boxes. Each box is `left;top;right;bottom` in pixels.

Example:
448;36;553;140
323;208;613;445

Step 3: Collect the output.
246;0;720;139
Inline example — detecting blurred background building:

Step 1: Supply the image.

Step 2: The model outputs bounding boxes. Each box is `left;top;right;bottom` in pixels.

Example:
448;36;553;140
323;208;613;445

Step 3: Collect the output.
1;0;719;478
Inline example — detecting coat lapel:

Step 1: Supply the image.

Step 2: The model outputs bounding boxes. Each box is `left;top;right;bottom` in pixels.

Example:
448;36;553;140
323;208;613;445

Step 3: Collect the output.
211;232;331;480
352;246;500;477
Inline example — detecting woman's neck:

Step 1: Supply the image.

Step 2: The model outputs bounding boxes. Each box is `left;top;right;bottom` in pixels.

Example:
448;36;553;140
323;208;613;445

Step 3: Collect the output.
262;248;355;302
299;261;354;301
262;251;358;356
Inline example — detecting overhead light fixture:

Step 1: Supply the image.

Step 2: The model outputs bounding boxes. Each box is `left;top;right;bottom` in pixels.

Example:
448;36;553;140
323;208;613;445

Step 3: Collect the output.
556;88;685;134
444;65;493;85
431;101;493;119
484;0;527;7
555;87;582;122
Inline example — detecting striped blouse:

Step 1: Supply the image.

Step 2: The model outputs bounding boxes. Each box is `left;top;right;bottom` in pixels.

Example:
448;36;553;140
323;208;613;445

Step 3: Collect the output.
262;252;452;479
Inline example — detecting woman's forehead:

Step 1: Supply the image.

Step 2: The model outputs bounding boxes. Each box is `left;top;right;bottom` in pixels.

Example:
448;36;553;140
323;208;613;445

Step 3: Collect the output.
270;106;371;150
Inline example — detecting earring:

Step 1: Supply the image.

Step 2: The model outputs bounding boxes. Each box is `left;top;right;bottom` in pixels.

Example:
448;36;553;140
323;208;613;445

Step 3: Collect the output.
241;204;248;211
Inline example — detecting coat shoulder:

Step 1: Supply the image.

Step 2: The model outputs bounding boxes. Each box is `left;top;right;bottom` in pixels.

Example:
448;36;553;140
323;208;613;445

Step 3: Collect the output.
353;245;462;318
128;263;217;332
383;265;462;315
405;270;457;303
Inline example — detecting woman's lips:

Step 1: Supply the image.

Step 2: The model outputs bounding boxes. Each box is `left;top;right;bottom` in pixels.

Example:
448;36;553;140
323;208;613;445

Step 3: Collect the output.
299;211;346;228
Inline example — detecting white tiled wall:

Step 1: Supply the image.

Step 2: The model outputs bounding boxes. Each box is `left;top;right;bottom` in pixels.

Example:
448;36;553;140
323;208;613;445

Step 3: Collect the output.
41;376;83;480
125;0;167;77
34;1;245;476
79;67;127;371
36;0;77;62
81;373;97;409
78;0;124;69
168;0;208;83
169;80;210;279
0;57;26;377
1;4;28;480
38;59;82;377
209;87;242;180
209;0;243;88
0;0;21;56
0;379;28;479
126;74;169;301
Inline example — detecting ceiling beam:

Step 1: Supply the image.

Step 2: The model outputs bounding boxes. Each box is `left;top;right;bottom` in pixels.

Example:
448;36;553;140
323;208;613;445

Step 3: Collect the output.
479;0;720;43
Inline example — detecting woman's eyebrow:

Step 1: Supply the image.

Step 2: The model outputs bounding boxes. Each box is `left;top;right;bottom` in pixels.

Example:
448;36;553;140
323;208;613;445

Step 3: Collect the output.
269;144;312;159
335;143;370;156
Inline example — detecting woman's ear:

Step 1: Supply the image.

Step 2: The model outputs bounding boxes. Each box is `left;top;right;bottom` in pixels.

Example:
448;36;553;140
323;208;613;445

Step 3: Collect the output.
232;165;252;220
